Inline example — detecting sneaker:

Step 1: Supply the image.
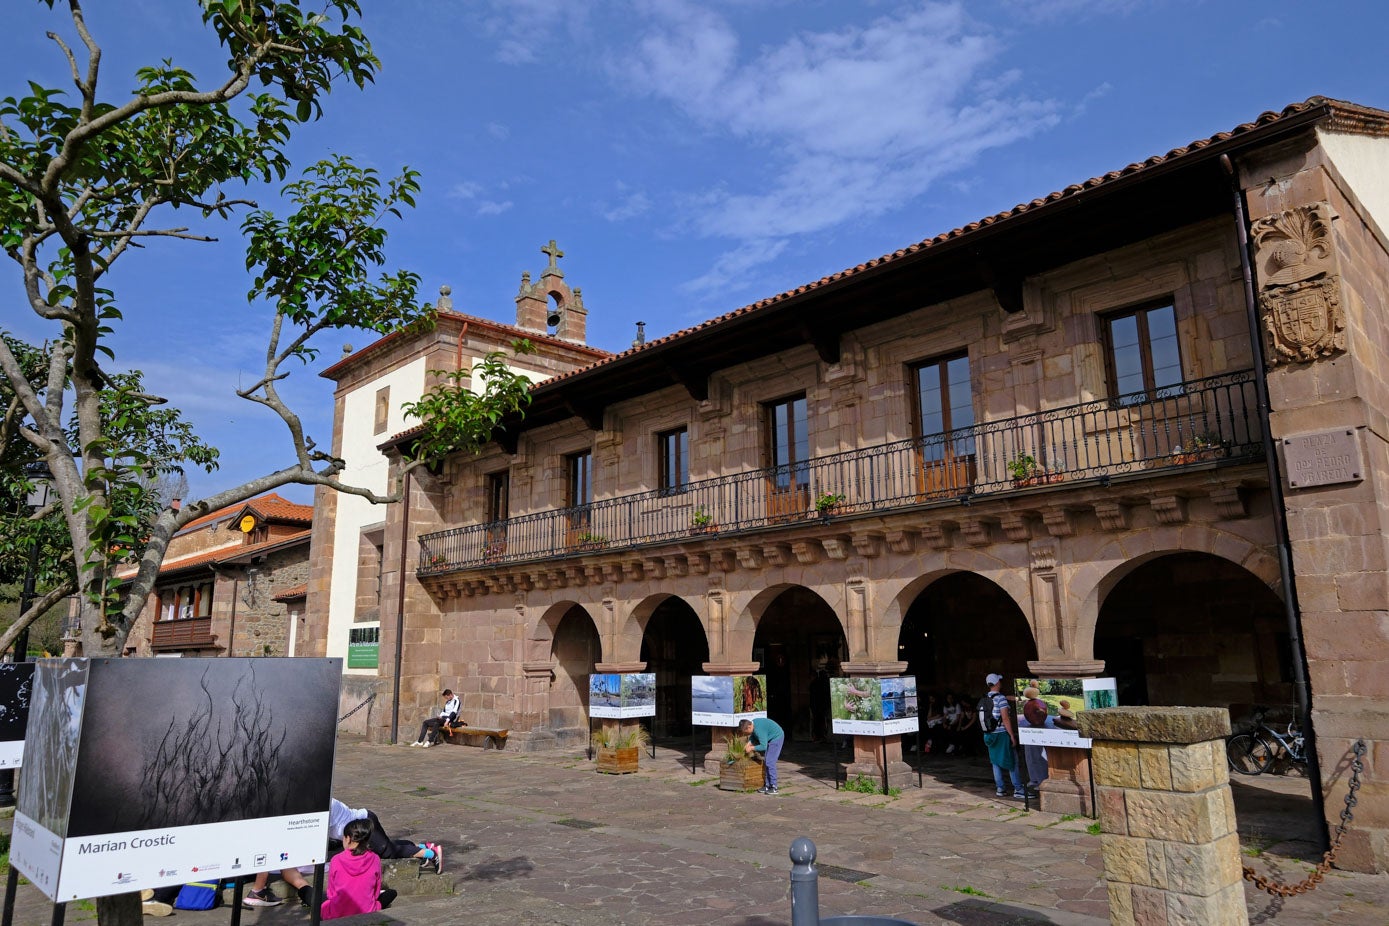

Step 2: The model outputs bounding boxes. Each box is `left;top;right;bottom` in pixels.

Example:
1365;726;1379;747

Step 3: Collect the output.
421;740;433;748
946;744;956;754
755;786;769;794
428;843;444;874
765;786;779;795
1013;791;1027;800
142;901;174;917
297;884;314;908
410;740;423;747
995;789;1007;798
243;888;283;908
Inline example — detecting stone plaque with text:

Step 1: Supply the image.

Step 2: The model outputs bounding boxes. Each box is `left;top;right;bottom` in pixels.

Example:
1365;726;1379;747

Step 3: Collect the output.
1281;428;1362;489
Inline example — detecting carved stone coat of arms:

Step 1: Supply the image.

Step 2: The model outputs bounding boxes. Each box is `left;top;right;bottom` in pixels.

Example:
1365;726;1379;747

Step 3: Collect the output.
1251;202;1346;364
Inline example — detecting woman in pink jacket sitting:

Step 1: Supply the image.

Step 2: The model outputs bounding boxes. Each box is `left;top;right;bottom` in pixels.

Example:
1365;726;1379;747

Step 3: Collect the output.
321;819;398;920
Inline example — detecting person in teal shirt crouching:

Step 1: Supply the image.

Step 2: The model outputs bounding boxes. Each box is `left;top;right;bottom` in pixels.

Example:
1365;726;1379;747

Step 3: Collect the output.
737;716;785;794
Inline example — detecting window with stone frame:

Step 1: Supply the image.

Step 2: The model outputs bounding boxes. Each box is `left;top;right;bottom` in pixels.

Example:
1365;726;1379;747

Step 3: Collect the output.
565;450;594;536
657;427;688;496
485;470;511;524
373;385;390;435
764;395;808;487
1101;301;1183;403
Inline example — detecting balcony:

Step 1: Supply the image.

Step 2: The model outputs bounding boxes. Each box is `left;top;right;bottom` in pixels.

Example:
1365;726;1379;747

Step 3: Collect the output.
150;616;218;651
419;370;1263;575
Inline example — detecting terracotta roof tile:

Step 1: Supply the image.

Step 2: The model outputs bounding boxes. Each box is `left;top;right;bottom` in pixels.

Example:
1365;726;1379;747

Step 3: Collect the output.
273;584;308;601
177;492;311;535
114;529;313;581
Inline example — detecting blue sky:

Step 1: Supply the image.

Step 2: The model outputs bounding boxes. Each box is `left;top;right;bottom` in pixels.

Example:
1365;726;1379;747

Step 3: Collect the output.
3;1;1386;503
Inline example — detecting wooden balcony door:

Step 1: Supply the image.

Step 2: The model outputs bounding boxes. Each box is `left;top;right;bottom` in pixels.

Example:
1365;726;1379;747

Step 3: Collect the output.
913;354;975;498
765;395;810;521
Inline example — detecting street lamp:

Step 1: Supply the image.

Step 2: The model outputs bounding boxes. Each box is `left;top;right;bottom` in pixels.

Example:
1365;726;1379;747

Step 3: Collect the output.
0;461;53;808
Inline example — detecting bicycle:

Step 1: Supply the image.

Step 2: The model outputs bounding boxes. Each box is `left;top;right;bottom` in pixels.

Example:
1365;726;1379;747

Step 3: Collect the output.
1226;708;1307;775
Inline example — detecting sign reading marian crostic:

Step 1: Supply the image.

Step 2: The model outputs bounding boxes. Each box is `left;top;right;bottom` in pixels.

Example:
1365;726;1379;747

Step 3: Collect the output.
0;663;34;769
11;657;341;902
1015;677;1118;749
830;676;919;737
690;675;767;727
1281;428;1363;489
589;673;656;719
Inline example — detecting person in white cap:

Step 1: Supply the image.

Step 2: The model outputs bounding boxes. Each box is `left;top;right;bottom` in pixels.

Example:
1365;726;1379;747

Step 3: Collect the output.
979;673;1024;799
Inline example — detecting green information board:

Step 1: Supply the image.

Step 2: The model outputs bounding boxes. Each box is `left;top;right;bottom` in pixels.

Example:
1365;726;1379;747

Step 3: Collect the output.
347;626;380;668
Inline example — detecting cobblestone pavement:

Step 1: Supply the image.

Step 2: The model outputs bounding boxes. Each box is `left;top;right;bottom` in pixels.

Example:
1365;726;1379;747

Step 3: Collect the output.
5;737;1384;925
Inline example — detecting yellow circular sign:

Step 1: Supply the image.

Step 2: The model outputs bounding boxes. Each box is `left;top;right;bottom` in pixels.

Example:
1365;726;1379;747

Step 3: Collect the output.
239;515;256;533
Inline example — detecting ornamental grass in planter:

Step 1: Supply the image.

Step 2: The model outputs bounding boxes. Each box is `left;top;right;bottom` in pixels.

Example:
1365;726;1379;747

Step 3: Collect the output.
718;735;765;791
592;725;649;774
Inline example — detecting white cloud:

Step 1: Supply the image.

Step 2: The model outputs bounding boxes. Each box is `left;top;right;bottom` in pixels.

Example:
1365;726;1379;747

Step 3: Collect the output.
486;121;511;140
603;190;652;222
476;200;514;216
447;181;482;200
681;239;789;296
618;2;1061;279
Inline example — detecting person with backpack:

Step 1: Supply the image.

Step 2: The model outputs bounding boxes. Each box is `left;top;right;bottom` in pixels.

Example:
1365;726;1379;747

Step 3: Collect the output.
979;673;1025;800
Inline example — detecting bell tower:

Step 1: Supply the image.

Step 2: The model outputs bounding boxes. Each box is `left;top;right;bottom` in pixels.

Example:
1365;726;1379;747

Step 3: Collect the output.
514;239;588;344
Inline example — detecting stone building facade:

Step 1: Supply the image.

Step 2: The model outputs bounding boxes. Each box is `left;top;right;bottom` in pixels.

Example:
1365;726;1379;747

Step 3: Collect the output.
120;493;313;657
317;98;1389;872
302;259;611;733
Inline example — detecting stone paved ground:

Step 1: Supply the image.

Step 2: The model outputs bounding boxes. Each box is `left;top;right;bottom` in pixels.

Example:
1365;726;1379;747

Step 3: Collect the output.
5;737;1384;925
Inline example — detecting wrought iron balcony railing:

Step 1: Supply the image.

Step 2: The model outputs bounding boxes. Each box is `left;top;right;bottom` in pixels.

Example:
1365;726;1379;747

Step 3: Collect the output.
419;370;1263;575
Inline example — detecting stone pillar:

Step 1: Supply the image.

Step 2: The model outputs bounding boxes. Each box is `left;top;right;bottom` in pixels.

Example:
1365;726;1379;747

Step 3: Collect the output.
1080;707;1246;926
700;662;760;774
840;662;917;790
1027;658;1104;816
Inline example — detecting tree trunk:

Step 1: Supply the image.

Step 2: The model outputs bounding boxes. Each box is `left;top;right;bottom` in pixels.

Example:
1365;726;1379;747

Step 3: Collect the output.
78;598;125;658
97;891;142;926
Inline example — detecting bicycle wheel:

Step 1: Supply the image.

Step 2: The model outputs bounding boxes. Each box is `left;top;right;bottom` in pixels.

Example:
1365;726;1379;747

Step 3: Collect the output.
1227;733;1275;775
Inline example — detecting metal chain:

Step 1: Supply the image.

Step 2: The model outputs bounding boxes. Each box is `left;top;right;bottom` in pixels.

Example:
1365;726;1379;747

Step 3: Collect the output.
1242;738;1365;897
337;692;376;724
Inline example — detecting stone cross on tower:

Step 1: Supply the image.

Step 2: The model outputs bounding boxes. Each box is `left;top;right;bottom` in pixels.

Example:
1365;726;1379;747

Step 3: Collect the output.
541;239;564;275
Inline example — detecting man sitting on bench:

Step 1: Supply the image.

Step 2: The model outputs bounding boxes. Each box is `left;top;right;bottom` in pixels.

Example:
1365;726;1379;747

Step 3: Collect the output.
411;689;461;748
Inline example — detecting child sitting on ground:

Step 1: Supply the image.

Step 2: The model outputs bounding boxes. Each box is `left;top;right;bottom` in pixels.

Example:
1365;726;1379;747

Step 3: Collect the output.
321;819;398;920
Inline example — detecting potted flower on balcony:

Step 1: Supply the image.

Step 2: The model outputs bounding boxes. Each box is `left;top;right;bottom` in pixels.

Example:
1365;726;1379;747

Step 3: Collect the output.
689;506;717;535
814;492;845;519
592;724;649;774
573;531;608;552
1007;453;1063;488
718;734;765;791
1170;432;1228;465
424;552;448;570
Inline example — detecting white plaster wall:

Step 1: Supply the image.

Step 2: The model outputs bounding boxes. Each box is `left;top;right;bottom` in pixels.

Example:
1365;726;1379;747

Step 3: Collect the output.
1320;130;1389;237
327;357;428;672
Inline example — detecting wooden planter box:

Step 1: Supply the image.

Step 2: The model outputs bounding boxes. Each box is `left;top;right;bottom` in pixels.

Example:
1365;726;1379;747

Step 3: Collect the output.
595;746;639;774
719;758;765;791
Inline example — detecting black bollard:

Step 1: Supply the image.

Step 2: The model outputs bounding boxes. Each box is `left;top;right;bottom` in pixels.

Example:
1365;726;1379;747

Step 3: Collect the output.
789;837;920;926
789;838;819;926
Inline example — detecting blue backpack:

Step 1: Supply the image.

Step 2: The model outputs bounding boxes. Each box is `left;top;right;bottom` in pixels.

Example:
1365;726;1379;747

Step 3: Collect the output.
175;881;221;910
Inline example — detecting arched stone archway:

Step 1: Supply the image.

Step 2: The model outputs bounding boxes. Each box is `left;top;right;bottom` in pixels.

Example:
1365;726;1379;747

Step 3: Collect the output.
637;596;709;738
541;602;601;743
750;586;847;740
896;572;1037;699
1093;551;1289;712
1069;530;1281;665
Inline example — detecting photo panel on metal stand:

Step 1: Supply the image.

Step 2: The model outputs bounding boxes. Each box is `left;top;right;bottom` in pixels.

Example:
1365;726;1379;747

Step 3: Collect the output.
11;657;342;903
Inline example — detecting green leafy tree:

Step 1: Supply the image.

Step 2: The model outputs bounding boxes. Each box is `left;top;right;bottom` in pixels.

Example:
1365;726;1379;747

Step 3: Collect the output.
0;0;529;817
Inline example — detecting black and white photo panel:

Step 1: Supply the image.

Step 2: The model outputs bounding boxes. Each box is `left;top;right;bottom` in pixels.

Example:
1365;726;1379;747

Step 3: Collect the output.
0;662;36;768
12;657;341;902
